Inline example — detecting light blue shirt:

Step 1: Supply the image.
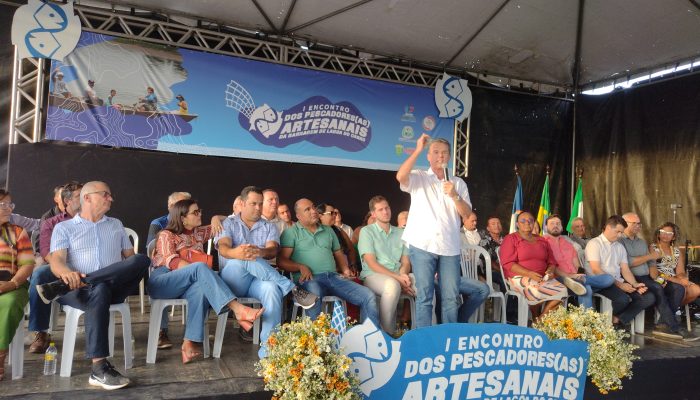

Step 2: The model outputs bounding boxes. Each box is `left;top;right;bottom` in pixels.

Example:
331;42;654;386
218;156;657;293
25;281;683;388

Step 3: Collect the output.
50;214;132;274
215;215;279;262
358;223;407;279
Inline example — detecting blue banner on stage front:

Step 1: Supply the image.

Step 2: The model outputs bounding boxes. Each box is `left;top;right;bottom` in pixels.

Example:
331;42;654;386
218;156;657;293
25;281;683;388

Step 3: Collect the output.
341;320;589;400
46;32;453;170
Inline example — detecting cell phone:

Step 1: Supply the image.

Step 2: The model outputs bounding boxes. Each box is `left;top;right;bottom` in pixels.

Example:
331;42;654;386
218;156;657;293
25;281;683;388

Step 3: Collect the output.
0;270;12;281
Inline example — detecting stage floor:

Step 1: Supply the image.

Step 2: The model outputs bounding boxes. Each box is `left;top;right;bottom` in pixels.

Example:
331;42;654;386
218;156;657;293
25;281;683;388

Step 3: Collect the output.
4;299;700;399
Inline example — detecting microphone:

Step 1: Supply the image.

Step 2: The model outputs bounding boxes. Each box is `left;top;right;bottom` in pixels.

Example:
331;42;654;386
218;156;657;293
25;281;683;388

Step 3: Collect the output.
441;163;449;182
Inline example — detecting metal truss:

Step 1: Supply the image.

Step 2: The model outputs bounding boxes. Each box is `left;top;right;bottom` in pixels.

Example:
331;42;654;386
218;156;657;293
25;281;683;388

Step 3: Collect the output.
9;49;45;145
454;119;470;178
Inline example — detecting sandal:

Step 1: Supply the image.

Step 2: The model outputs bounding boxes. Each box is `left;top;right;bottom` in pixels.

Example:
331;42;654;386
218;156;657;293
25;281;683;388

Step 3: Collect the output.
234;305;264;332
181;340;203;364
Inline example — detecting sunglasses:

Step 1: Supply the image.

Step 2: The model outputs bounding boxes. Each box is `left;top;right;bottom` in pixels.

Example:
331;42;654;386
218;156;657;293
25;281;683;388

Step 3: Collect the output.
86;190;113;199
518;218;534;224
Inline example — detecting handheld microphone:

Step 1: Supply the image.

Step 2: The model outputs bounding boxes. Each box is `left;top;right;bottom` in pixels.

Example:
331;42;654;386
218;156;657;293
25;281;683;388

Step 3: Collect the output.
441;163;449;182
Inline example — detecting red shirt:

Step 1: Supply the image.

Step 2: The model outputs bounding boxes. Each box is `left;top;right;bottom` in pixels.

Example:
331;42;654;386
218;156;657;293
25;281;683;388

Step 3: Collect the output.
500;232;556;279
544;235;578;274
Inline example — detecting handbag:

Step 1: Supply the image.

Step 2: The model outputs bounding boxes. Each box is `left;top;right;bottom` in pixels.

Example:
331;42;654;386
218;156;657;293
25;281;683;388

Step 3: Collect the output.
178;248;213;268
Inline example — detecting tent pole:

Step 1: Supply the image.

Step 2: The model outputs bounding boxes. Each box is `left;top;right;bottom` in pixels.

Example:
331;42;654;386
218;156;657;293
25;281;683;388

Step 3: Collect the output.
570;0;585;210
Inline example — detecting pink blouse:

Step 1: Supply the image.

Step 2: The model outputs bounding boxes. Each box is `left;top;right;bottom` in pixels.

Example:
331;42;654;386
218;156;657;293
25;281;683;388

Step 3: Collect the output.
153;225;212;269
500;232;556;279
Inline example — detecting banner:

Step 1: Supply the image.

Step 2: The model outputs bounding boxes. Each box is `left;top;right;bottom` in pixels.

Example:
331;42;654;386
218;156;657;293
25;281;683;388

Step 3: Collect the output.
46;32;454;171
342;320;588;400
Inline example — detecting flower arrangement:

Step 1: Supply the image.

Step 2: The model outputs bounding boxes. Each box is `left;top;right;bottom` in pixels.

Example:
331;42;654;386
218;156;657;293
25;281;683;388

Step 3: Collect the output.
533;305;639;394
256;313;361;400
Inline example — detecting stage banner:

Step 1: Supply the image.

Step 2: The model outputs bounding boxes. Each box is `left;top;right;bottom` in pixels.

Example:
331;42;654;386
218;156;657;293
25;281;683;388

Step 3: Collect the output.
46;32;454;170
341;320;588;400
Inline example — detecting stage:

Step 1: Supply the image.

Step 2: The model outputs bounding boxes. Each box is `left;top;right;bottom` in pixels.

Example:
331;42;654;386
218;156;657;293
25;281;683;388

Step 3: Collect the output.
4;299;700;400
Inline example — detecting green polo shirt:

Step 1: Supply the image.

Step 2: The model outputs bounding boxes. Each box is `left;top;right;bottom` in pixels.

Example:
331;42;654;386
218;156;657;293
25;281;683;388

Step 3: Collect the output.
358;222;408;279
280;222;340;277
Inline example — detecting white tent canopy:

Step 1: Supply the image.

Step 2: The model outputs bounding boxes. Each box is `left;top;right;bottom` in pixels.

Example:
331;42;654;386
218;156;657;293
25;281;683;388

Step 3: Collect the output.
79;0;700;90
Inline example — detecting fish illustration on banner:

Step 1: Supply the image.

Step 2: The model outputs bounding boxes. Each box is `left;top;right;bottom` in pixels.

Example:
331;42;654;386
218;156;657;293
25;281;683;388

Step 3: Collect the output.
434;73;472;122
225;80;372;151
11;0;81;60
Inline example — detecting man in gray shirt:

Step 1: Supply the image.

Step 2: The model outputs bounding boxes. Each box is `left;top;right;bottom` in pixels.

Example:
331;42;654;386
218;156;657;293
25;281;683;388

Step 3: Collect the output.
620;212;696;341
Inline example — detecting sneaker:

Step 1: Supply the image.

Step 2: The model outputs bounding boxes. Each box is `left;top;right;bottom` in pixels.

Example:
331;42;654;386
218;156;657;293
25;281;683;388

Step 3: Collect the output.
680;329;700;342
28;332;51;354
613;321;632;333
292;286;318;310
562;277;587;296
36;280;71;304
88;360;130;390
652;324;683;340
157;330;173;349
238;327;254;342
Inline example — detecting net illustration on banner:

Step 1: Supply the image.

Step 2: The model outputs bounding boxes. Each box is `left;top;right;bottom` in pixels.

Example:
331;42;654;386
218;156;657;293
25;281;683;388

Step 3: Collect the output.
225;80;373;151
11;0;81;60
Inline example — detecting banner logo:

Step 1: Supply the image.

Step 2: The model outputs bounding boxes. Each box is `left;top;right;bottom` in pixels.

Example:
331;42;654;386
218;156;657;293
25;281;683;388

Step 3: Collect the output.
226;80;372;151
434;73;472;122
11;0;81;60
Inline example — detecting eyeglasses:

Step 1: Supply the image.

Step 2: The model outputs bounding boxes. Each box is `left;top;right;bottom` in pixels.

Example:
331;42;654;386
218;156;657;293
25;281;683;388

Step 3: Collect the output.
626;221;642;226
320;211;337;216
518;218;534;224
0;202;15;210
86;190;113;199
659;229;674;235
188;209;202;216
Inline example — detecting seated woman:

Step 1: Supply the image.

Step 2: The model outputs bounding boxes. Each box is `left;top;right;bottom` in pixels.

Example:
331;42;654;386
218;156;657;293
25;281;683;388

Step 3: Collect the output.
149;199;263;364
0;190;35;379
317;203;359;274
650;222;700;306
499;211;567;320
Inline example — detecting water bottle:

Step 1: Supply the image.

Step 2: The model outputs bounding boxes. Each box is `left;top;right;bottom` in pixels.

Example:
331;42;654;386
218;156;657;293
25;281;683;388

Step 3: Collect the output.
43;342;58;375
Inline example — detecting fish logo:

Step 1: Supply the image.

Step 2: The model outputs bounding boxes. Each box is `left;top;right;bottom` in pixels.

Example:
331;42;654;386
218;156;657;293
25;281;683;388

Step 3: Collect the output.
341;319;401;397
434;73;472;122
11;0;81;60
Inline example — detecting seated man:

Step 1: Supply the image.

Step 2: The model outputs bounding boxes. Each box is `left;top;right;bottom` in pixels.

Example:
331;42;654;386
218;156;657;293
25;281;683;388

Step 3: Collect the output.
276;203;294;232
568;217;590;250
358;196;414;335
544;214;614;308
36;181;150;390
261;189;287;237
216;186;316;358
621;212;696;341
584;215;654;331
278;198;379;327
461;213;482;246
28;182;83;354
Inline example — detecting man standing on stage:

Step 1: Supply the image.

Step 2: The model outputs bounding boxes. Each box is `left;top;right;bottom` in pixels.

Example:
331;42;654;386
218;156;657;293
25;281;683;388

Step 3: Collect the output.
396;133;472;327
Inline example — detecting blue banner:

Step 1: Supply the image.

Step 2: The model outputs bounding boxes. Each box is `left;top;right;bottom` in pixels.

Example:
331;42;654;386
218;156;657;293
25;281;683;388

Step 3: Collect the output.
46;32;454;170
341;320;589;400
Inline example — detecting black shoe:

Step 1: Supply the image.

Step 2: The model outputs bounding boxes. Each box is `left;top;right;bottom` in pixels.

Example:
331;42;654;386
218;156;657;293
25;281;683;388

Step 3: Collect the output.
36;280;70;304
652;324;683;340
292;286;318;310
238;327;254;342
157;330;173;349
88;360;130;390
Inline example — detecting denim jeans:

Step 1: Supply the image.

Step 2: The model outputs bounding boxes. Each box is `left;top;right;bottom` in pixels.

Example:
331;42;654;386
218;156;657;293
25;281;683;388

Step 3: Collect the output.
409;247;461;327
220;258;294;358
148;262;237;343
435;278;490;323
596;284;656;325
300;272;379;327
57;254;149;359
562;274;616;308
636;275;684;330
28;264;55;332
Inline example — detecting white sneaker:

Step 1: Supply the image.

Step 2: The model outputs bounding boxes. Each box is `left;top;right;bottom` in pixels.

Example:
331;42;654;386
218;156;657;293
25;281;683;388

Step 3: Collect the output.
563;277;587;296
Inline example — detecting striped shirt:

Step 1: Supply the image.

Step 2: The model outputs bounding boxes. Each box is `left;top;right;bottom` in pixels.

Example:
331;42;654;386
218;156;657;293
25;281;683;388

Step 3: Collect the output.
0;224;34;277
50;214;132;274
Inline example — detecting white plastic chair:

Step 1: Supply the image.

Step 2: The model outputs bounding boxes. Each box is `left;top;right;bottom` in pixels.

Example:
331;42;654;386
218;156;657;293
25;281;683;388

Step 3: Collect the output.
291;295;346;320
212;297;263;358
398;294;416;330
461;244;506;323
60;302;133;377
125;228;145;315
146;298;210;363
7;322;25;380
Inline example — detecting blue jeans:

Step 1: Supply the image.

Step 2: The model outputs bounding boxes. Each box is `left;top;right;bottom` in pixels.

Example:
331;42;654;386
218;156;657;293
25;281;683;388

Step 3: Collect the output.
636;275;684;330
435;278;490;323
299;272;379;327
409;247;461;327
29;264;55;332
148;263;237;343
561;274;616;308
57;254;150;359
220;258;294;358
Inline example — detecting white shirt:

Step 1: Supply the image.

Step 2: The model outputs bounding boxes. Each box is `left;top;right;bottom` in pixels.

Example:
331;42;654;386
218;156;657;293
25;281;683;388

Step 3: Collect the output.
401;168;471;256
462;228;481;246
584;234;628;282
